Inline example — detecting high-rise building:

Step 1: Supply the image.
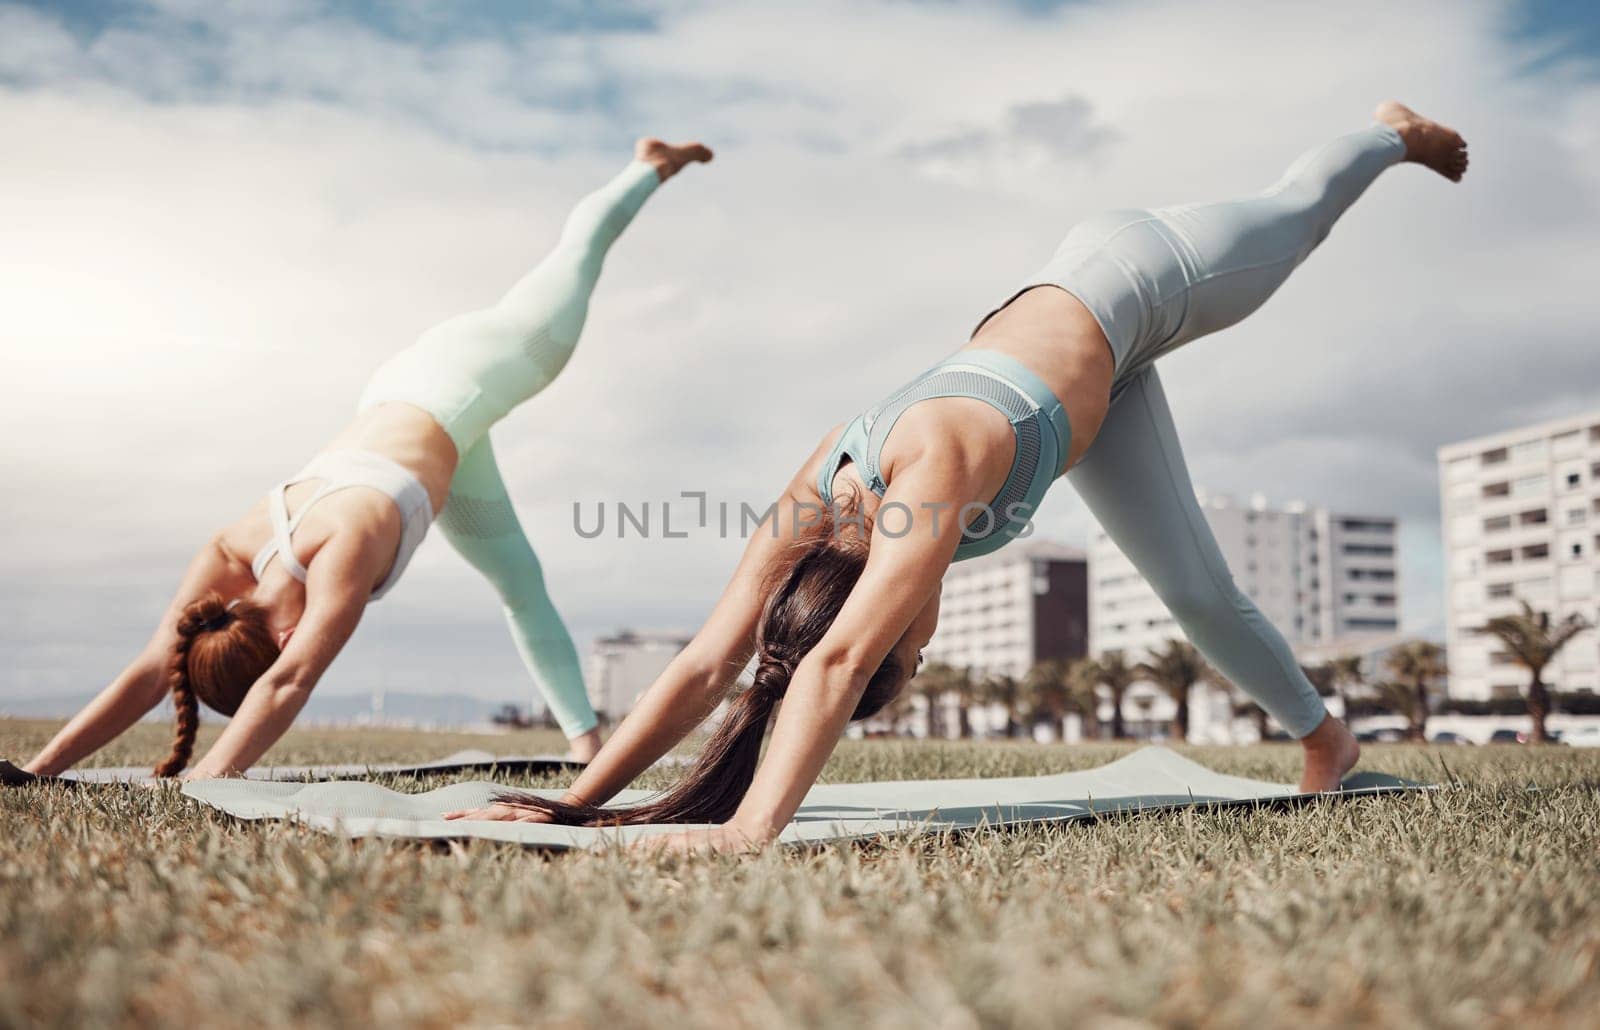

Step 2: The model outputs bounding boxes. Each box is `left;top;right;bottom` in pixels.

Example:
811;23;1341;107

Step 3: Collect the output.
1439;410;1600;700
923;540;1088;679
586;630;691;720
1088;492;1401;664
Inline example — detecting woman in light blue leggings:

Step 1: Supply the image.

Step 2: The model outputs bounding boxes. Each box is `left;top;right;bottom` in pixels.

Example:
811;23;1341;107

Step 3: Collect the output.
457;102;1468;847
25;138;712;780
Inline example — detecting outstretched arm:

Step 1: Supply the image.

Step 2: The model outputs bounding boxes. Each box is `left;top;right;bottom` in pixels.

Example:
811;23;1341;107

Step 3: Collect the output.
23;537;249;776
541;486;811;807
658;463;963;852
447;439;840;822
185;538;375;778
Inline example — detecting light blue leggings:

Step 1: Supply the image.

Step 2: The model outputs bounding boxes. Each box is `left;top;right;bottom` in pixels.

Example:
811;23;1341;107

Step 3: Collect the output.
359;160;661;737
1039;125;1408;737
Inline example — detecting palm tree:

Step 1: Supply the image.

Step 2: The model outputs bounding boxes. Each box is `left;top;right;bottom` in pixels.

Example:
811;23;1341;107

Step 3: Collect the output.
975;673;1022;738
1327;654;1365;717
1381;640;1447;742
1301;662;1336;698
1022;659;1093;741
1204;664;1267;741
1137;640;1210;742
1478;601;1591;743
912;662;968;740
880;673;919;736
1072;651;1137;740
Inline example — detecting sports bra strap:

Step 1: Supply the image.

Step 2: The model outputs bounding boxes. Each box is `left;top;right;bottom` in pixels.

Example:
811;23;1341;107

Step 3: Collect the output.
265;479;332;582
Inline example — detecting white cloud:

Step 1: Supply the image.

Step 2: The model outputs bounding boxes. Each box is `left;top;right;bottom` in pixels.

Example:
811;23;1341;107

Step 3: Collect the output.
2;0;1598;706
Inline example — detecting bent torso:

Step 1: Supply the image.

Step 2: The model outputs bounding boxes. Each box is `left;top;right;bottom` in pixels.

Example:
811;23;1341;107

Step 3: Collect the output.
213;402;460;591
962;285;1113;471
810;287;1115;522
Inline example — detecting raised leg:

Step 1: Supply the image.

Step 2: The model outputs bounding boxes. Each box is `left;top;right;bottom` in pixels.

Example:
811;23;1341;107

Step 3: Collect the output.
1154;103;1466;348
359;139;712;455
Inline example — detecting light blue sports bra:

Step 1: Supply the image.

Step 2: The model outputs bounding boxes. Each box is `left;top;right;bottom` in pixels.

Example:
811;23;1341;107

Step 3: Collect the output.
816;349;1072;562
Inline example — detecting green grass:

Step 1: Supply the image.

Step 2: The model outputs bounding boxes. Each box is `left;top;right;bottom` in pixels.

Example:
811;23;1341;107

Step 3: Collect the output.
2;719;1597;1029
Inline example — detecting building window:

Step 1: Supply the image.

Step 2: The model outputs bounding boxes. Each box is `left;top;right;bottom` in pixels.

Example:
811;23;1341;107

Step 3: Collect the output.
1485;549;1514;566
1522;543;1550;561
1518;577;1553;599
1519;508;1549;526
1573;542;1585;559
1511;440;1546;464
1483;481;1510;499
1568;508;1587;526
1343;544;1395;557
1481;447;1508;466
1484;515;1512;532
1566;472;1582;490
1487;582;1514;599
1513;474;1547;497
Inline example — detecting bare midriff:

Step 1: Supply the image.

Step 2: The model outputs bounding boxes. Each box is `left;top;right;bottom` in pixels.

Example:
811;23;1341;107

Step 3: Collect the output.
962;285;1113;472
323;402;460;513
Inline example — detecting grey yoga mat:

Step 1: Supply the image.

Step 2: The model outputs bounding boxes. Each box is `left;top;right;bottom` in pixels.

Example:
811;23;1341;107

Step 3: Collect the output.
180;747;1426;850
0;749;582;788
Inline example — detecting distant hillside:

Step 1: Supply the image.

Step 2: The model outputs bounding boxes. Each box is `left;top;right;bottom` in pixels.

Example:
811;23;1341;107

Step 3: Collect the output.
0;691;538;727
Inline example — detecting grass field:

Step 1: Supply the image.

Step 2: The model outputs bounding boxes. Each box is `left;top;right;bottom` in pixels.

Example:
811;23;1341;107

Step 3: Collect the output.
2;719;1597;1029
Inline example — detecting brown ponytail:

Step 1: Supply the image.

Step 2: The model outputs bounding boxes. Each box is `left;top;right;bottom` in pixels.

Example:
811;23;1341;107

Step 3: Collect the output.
153;594;280;777
493;533;905;826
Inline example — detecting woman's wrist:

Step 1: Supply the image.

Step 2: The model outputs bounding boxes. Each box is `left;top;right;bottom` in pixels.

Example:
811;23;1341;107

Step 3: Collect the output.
726;813;782;846
21;754;61;777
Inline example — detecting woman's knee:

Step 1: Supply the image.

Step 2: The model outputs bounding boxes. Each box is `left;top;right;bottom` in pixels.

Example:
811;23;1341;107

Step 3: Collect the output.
1152;570;1248;634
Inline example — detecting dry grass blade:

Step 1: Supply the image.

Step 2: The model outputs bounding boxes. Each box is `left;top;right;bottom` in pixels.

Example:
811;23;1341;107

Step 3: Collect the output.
2;718;1597;1029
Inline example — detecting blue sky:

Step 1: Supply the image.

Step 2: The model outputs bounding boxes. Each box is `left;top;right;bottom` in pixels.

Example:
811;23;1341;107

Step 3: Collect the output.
2;0;1598;713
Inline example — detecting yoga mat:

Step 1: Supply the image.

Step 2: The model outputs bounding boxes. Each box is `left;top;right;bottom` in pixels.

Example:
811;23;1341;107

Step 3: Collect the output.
181;747;1426;850
0;749;583;788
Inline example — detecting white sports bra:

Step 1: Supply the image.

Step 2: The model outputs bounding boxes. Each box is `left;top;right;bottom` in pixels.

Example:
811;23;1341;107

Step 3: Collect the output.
250;450;434;602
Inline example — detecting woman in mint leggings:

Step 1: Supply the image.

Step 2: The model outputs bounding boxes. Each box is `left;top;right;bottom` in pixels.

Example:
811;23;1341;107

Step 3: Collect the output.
455;102;1468;850
24;138;712;780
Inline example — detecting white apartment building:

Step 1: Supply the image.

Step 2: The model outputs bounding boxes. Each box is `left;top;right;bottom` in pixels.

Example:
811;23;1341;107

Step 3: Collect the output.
1089;493;1401;662
586;630;691;720
1439;410;1600;700
923;540;1089;679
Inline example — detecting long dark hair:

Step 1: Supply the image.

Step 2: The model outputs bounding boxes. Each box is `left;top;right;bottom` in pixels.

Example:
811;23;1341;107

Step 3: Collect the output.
491;534;904;825
153;594;280;777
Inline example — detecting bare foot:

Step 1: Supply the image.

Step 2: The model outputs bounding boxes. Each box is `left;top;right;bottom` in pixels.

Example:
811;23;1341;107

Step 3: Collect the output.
566;728;603;764
636;137;714;183
1298;714;1361;793
1374;100;1469;182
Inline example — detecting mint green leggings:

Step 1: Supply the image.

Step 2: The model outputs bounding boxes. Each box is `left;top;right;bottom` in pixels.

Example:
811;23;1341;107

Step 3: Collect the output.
359;160;661;737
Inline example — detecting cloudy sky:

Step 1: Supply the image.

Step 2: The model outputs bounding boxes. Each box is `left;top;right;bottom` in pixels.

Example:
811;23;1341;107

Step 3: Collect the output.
3;0;1597;712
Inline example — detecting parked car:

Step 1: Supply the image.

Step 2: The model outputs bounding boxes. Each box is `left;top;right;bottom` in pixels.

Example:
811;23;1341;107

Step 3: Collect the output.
1356;727;1408;743
1563;725;1600;749
1428;731;1474;746
1488;728;1526;744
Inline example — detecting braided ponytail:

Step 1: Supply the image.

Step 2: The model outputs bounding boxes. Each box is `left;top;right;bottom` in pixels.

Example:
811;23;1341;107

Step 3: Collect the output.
494;533;906;826
153;594;280;777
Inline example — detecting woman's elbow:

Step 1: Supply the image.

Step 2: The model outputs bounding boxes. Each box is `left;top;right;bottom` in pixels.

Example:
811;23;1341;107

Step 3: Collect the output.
808;642;878;693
